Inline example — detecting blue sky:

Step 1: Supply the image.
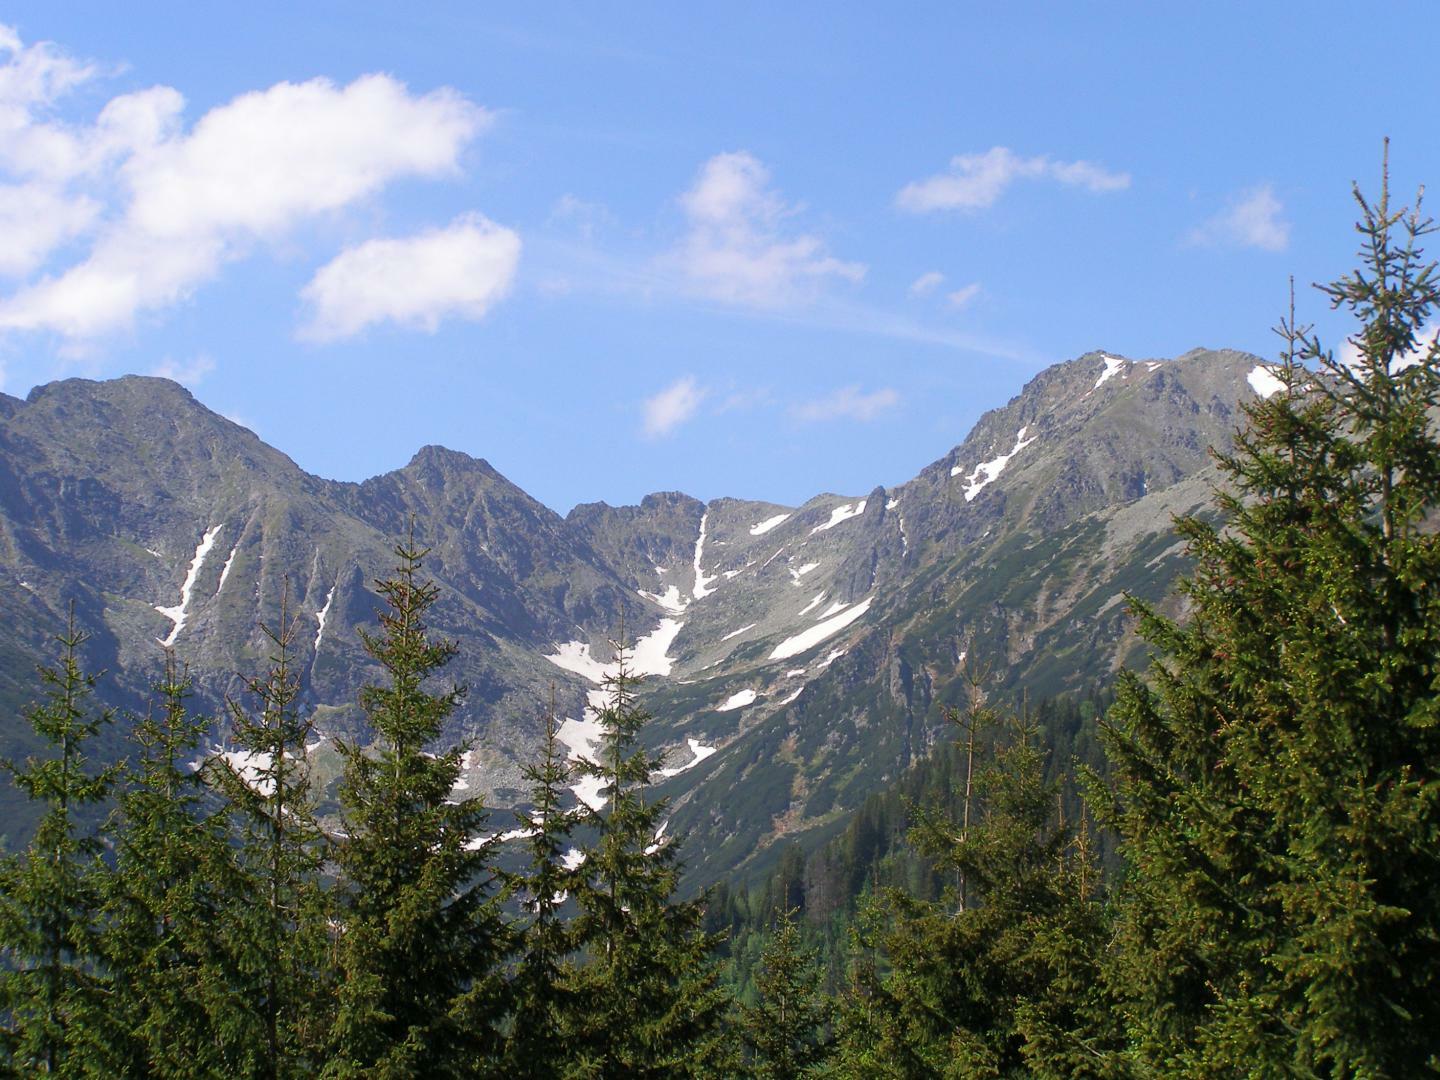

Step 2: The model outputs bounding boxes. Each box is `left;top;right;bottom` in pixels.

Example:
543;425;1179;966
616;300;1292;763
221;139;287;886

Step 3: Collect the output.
1;3;1436;511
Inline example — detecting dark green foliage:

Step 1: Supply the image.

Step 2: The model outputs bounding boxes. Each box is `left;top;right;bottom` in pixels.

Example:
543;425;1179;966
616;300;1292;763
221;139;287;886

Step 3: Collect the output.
740;908;833;1078
828;696;1114;1079
0;611;118;1075
564;649;735;1078
502;692;585;1079
213;595;333;1078
100;654;243;1077
325;536;510;1078
1100;154;1440;1075
710;689;1112;1006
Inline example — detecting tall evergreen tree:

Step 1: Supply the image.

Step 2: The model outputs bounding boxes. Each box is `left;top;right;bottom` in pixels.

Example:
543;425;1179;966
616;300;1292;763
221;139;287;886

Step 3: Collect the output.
1100;150;1440;1075
740;907;833;1079
564;646;734;1078
99;653;241;1078
325;534;510;1079
829;700;1112;1079
0;611;118;1075
212;593;332;1079
503;691;587;1079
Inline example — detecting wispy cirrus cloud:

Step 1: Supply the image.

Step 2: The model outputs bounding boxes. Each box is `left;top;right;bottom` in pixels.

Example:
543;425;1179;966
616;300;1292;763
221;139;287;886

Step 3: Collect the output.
946;283;982;309
148;352;215;387
909;270;945;296
642;376;708;438
1185;185;1289;252
666;151;865;308
791;385;900;423
896;146;1129;213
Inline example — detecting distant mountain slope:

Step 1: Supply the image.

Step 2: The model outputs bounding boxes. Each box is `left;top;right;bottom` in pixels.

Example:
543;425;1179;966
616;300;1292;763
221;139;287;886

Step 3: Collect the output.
0;348;1280;881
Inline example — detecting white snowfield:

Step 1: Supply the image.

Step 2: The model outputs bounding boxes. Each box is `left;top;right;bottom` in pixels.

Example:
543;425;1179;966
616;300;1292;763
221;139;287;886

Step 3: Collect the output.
798;592;826;616
546;615;685;809
716;688;757;712
1094;353;1127;389
692;511;717;599
638;584;687;615
775;686;804;706
815;648;846;670
155;523;224;647
816;600;849;620
216;543;239;595
952;426;1038;502
1247;364;1286;399
720;623;757;642
885;497;898;510
213;749;274;798
769;596;873;660
811;500;867;534
314;585;336;652
658;738;718;778
749;513;790;536
789;561;820;585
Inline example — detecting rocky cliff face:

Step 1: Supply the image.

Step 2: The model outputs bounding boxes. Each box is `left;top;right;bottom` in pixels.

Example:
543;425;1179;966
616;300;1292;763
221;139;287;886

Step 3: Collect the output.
0;348;1281;882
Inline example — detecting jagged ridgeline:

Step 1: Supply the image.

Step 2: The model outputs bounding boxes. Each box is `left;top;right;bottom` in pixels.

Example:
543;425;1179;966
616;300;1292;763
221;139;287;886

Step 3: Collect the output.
0;347;1279;881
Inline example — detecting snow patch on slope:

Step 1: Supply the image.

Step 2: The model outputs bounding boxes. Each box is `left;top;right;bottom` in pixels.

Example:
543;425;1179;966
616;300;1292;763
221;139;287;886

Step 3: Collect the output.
721;623;756;642
216;544;239;595
952;427;1037;501
770;596;873;660
811;500;866;534
1247;364;1286;399
314;585;335;653
789;562;820;585
156;524;223;647
1094;353;1127;388
659;738;718;778
639;585;687;615
692;510;717;599
749;513;790;536
716;689;757;712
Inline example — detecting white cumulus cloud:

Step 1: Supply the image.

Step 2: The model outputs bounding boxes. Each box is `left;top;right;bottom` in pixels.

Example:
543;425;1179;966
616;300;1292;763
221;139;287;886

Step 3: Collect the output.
896;146;1130;213
0;24;496;341
642;376;707;438
1186;185;1289;252
792;385;899;423
669;151;865;308
300;214;520;341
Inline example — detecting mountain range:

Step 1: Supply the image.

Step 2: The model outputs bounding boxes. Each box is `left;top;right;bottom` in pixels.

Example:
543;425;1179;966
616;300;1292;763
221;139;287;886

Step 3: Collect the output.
0;347;1279;885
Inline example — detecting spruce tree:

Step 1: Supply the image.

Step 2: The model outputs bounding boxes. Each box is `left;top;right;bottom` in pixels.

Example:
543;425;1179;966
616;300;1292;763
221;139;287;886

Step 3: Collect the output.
564;645;734;1078
325;534;509;1079
503;691;586;1079
0;611;118;1075
740;907;833;1079
100;653;239;1078
211;593;332;1079
1100;149;1440;1075
829;701;1112;1078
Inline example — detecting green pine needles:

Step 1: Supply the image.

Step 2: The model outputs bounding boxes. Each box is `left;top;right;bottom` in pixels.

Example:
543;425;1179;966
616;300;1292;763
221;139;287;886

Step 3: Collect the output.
326;533;510;1078
1101;146;1440;1076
